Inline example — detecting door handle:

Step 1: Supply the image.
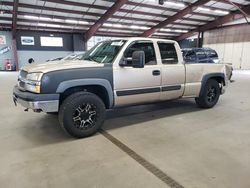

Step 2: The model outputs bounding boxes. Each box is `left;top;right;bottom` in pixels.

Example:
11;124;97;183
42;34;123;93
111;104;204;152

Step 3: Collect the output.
152;70;160;76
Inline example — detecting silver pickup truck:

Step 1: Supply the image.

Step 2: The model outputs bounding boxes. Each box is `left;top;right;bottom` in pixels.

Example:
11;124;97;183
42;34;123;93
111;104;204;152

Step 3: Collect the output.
13;37;230;138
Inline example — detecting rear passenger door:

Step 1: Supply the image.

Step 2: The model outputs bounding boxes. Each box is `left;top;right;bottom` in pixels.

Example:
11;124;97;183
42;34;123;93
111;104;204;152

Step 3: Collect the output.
157;42;185;100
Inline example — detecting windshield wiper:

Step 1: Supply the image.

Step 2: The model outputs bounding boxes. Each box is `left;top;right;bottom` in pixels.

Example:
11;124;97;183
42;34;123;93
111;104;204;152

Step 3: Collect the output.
84;56;97;63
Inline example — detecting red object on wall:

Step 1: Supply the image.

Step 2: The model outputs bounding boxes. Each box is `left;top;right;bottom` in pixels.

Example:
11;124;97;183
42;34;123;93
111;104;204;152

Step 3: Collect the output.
5;59;13;71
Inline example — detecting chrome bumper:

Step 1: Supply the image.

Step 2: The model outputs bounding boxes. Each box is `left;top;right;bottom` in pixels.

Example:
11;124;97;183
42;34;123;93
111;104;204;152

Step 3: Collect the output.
13;86;59;112
13;96;59;112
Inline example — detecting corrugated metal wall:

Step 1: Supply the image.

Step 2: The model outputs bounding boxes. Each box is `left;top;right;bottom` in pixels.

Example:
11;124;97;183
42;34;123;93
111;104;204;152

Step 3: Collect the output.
203;24;250;69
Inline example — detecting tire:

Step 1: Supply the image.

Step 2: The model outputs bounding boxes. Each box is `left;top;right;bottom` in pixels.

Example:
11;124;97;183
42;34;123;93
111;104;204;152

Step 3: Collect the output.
58;91;106;138
195;79;220;108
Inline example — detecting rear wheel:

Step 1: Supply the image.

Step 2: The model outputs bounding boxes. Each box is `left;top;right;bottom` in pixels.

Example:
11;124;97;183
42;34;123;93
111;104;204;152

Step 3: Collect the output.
195;79;220;108
58;91;106;138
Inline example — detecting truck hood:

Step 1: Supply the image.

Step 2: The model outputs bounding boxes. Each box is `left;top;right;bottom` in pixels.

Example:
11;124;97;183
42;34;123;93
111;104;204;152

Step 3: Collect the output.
22;60;104;73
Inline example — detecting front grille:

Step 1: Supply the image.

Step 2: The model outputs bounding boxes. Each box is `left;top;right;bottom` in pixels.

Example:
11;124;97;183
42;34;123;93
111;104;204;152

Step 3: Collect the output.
18;70;28;91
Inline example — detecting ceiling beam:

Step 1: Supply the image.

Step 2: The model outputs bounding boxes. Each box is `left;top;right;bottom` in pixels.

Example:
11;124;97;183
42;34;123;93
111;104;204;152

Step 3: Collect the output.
140;0;211;37
84;0;128;41
12;0;19;38
176;5;250;41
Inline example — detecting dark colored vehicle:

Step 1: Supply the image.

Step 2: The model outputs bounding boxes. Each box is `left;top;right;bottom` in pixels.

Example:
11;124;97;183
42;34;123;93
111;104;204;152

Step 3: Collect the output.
182;47;233;81
182;48;219;64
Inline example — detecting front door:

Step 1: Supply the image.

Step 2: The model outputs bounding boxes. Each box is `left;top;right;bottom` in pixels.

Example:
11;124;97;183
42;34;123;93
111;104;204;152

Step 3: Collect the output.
113;40;161;106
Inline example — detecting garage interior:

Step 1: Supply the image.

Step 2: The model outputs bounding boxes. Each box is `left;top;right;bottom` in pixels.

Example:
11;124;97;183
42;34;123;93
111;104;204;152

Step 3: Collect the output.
1;0;250;188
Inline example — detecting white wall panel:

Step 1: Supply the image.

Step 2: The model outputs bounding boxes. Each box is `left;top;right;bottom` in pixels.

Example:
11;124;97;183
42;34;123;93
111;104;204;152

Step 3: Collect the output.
241;42;250;69
231;42;243;69
215;43;225;62
223;43;234;64
204;41;250;70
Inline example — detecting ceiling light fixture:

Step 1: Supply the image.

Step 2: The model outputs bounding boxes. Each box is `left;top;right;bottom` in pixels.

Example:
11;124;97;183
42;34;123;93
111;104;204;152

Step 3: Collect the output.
214;10;229;14
103;23;113;27
37;23;46;27
52;18;61;22
47;24;61;28
65;19;78;24
113;24;122;28
174;29;188;33
160;28;171;32
139;26;150;30
39;17;51;21
78;21;89;25
130;25;140;29
164;2;185;7
24;15;39;19
197;7;211;12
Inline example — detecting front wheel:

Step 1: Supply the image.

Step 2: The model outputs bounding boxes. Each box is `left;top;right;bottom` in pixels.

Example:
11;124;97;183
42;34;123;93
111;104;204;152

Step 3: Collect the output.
58;91;106;138
195;79;220;108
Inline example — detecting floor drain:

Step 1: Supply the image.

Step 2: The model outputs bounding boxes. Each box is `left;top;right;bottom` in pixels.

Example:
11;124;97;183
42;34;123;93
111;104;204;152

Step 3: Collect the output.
100;129;184;188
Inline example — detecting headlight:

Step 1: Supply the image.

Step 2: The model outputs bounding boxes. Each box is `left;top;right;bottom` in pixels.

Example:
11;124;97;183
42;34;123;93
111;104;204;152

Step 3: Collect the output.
25;83;41;93
24;72;43;93
26;72;43;81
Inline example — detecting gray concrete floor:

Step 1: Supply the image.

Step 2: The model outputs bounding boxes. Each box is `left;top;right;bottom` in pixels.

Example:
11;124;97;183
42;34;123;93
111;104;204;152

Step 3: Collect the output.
0;70;250;188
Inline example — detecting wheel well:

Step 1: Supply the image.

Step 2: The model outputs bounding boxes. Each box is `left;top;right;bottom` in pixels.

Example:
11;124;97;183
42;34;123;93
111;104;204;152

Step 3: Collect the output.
209;76;225;86
59;85;110;109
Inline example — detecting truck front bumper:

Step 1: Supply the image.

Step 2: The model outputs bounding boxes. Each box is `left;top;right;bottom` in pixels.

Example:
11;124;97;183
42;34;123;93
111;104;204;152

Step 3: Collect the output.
13;85;59;112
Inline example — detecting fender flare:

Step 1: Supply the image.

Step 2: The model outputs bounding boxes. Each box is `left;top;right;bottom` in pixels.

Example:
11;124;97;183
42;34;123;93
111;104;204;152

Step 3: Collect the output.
56;79;113;108
199;73;225;96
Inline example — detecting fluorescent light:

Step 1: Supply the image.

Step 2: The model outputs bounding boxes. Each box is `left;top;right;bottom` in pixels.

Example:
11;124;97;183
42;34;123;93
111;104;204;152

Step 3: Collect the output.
197;7;211;12
47;24;61;28
160;28;171;32
214;10;229;14
78;21;89;25
65;19;78;24
130;25;140;29
113;24;122;28
52;18;61;22
38;23;46;27
174;29;188;33
103;23;113;27
164;2;185;7
24;15;39;20
39;17;51;21
139;26;150;30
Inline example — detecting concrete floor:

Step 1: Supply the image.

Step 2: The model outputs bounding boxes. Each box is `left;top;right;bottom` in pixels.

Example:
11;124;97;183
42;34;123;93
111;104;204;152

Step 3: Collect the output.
0;70;250;188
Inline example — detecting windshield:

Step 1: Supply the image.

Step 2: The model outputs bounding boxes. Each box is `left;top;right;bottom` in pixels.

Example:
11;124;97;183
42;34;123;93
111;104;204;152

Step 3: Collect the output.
74;40;127;63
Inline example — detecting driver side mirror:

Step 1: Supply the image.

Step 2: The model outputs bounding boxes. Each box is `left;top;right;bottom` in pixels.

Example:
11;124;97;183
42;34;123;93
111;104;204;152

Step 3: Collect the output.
132;51;145;68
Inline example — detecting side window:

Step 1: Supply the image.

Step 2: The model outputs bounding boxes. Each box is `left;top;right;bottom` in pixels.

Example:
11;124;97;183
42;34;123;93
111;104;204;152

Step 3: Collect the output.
124;41;156;65
158;42;178;64
196;50;207;60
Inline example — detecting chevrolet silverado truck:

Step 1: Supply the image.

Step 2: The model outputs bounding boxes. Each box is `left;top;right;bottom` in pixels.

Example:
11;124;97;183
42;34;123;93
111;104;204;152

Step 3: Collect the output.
13;37;230;138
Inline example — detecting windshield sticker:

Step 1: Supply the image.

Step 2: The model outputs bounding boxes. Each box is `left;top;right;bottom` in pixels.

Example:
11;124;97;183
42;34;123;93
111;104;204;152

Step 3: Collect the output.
111;41;124;46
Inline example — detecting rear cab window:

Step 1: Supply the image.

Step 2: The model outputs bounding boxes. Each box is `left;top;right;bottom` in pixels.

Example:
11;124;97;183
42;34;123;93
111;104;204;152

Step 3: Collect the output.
157;42;178;64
